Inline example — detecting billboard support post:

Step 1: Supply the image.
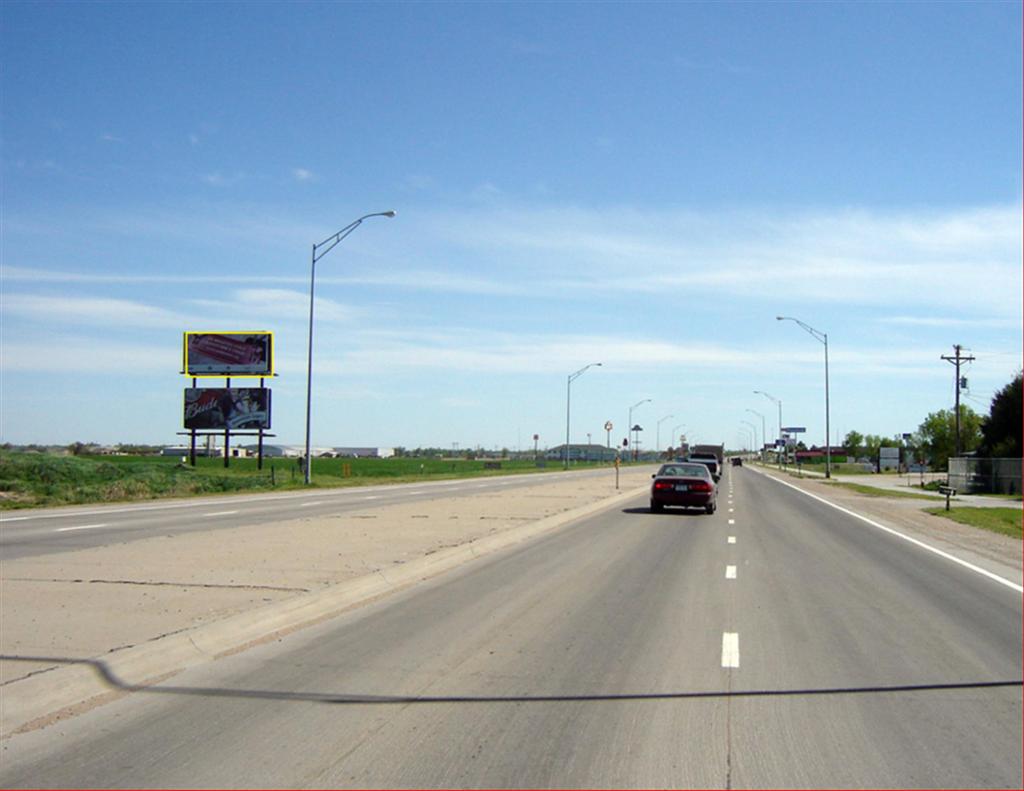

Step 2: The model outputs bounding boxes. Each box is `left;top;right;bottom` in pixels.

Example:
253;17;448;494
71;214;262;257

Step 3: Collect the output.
189;377;198;467
257;377;266;470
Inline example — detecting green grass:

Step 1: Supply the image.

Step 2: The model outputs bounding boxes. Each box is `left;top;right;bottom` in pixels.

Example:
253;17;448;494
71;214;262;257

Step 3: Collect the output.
0;451;620;510
924;507;1023;539
820;481;940;500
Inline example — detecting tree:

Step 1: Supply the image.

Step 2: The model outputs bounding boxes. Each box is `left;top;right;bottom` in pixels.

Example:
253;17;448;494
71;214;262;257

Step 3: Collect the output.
915;406;984;471
843;430;864;456
979;372;1022;458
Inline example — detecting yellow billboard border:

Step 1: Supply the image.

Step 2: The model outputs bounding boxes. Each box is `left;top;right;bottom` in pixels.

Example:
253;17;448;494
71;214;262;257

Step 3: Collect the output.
183;330;274;378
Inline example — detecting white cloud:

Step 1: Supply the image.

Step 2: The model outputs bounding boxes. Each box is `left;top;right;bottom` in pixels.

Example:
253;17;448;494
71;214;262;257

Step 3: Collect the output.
188;288;358;325
292;168;315;182
2;294;189;329
1;337;175;373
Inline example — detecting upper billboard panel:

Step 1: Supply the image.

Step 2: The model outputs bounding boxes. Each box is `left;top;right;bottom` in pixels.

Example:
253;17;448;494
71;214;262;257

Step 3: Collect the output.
184;332;273;377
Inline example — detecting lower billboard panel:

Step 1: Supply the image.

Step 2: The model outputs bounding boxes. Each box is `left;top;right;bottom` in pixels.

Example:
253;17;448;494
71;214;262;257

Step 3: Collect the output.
184;388;271;430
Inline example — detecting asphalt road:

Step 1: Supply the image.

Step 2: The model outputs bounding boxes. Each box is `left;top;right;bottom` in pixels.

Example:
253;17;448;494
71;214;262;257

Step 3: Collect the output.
2;467;1020;788
0;467;614;560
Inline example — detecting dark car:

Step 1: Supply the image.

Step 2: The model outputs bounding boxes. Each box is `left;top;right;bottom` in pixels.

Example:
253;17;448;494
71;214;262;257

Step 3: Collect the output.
731;456;743;466
649;463;718;514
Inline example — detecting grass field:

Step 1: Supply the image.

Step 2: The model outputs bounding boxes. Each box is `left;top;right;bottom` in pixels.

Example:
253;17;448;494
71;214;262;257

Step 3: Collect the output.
0;451;614;510
924;506;1023;540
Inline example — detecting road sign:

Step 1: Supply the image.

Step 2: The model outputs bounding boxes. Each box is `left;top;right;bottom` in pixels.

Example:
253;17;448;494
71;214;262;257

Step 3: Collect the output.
781;426;806;433
604;421;613;431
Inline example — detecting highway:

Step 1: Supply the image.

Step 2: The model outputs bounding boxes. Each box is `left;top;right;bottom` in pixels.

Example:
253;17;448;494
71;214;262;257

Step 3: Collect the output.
1;466;1020;788
0;467;611;560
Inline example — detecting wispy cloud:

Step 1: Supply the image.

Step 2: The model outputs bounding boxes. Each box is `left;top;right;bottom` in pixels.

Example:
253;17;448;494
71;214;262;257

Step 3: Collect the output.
99;133;125;143
188;288;359;324
2;294;189;329
879;316;1020;329
292;168;316;182
201;171;246;187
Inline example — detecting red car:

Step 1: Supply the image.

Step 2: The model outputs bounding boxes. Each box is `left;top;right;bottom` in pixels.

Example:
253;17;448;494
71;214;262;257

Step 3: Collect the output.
649;462;718;514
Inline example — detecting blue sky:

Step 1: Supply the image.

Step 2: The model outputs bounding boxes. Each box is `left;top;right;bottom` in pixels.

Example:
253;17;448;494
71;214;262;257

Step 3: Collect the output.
2;1;1021;453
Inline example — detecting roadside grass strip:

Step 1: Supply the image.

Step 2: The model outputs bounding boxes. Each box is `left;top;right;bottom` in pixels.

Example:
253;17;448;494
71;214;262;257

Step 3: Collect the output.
821;481;939;500
924;507;1023;540
753;468;1023;594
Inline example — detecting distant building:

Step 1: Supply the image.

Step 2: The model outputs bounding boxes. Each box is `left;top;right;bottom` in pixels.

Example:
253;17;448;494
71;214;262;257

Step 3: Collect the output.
544;443;618;462
330;447;395;459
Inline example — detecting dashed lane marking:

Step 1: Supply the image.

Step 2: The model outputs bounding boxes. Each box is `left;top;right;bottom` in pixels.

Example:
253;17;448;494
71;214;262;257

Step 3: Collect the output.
56;524;109;532
728;519;735;525
722;633;740;668
728;536;736;544
726;565;737;579
204;511;239;517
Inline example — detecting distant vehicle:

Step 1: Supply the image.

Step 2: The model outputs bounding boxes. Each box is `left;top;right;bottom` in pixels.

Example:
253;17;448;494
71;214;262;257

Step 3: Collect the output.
687;452;721;481
731;457;743;466
649;463;718;514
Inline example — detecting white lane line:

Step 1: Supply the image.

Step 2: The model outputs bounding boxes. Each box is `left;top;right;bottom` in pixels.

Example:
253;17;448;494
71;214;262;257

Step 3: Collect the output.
728;508;734;513
363;495;380;500
751;468;1024;594
299;502;323;508
726;565;737;579
56;524;109;532
2;516;30;522
721;633;740;668
406;491;425;495
204;510;239;517
728;519;735;525
728;536;737;544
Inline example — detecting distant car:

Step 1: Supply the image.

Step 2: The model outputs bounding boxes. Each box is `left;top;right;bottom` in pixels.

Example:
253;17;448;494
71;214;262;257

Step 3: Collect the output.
731;457;743;466
650;463;718;514
688;452;721;481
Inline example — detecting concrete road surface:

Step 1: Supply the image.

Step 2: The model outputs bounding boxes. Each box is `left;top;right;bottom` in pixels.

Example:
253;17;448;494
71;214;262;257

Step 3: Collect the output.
1;467;1020;788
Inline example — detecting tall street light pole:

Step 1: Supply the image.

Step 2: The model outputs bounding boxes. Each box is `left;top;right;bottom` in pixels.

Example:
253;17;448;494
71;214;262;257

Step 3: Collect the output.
746;408;765;460
741;419;758;456
628;398;651;461
565;363;602;469
753;390;783;467
304;211;396;484
777;316;831;479
656;414;674;456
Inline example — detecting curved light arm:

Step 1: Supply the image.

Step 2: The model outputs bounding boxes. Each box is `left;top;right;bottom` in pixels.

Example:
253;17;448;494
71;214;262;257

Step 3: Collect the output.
569;362;602;384
753;390;779;405
630;398;652;411
314;211;397;262
777;315;826;345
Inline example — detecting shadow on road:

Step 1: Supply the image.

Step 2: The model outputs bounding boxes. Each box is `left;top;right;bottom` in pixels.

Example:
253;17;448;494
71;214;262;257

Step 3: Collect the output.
621;507;709;517
4;654;1020;707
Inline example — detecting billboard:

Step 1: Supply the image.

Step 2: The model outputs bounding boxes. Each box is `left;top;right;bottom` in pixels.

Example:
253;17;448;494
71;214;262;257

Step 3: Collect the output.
184;388;271;430
184;332;273;377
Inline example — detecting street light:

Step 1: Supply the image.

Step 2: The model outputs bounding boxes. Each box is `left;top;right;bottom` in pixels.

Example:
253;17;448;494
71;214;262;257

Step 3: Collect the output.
656;414;674;455
628;399;651;461
753;390;783;468
565;363;602;469
304;210;396;484
741;419;758;456
777;316;831;479
670;423;687;456
745;408;765;459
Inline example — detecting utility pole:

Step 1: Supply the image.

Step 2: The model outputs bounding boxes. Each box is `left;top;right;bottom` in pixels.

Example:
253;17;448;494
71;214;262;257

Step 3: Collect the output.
941;344;975;458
